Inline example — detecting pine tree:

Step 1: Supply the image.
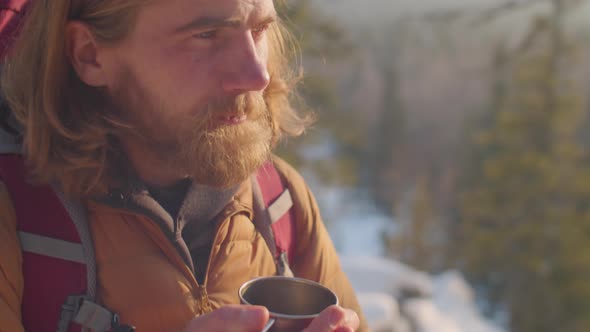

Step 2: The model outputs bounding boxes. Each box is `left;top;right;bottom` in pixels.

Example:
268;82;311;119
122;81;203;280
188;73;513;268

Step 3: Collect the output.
385;175;439;271
274;0;363;186
457;1;590;331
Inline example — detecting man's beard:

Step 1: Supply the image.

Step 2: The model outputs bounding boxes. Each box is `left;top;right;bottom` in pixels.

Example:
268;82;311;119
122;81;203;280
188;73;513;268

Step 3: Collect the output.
110;69;274;188
172;94;274;188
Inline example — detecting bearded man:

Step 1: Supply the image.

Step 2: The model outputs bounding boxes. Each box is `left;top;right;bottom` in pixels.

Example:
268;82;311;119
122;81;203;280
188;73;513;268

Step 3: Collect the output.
0;0;367;331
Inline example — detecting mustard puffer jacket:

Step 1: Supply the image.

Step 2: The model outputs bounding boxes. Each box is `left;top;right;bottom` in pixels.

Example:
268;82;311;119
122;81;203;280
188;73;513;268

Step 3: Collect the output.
0;158;368;332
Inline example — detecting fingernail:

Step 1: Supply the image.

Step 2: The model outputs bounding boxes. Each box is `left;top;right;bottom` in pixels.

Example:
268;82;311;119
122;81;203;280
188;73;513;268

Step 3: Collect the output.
344;310;355;324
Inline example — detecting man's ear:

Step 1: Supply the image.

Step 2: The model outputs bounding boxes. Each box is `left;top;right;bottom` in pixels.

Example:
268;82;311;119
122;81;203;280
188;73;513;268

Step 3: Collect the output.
66;21;108;87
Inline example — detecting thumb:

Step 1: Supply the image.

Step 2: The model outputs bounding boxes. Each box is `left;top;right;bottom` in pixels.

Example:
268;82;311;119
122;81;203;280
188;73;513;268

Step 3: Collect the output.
303;305;359;332
183;305;270;332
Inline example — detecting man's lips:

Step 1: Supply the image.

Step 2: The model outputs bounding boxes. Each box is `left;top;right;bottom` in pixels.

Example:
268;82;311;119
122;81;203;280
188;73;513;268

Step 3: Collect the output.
219;114;247;125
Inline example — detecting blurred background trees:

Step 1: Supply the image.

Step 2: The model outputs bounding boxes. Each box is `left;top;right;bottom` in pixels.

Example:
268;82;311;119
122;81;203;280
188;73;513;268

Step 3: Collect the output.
455;1;590;331
278;0;590;331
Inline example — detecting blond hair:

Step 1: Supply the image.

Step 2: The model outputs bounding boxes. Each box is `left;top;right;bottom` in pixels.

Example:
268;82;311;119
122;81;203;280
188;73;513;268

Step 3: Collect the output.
1;0;310;197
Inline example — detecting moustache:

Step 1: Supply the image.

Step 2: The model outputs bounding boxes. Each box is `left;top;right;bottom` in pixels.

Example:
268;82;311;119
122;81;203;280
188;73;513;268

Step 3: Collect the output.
203;92;268;121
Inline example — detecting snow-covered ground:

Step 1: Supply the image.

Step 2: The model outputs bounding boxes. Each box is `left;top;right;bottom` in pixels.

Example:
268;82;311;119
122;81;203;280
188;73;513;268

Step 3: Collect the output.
309;181;506;332
340;256;506;332
298;142;506;331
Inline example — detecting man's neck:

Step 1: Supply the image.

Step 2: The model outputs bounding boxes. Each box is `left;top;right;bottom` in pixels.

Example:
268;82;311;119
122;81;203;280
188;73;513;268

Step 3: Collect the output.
120;137;187;188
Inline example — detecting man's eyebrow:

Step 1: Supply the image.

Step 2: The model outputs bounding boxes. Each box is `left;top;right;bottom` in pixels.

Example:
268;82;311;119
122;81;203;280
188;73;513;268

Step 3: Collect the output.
174;13;278;34
255;14;278;27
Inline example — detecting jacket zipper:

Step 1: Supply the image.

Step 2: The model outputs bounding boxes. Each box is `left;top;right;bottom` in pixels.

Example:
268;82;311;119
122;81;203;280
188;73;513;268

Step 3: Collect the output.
202;198;252;287
96;196;252;313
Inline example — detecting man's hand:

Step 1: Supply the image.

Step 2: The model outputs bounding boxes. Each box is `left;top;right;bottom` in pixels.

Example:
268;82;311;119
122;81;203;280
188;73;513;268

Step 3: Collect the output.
182;304;359;332
303;305;360;332
183;305;270;332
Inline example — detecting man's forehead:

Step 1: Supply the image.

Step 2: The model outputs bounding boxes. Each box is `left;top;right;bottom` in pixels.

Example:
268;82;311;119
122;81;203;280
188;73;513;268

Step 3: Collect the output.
144;0;276;23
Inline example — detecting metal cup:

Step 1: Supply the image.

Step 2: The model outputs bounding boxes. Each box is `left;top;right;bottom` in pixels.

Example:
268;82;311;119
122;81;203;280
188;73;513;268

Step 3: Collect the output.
238;276;339;332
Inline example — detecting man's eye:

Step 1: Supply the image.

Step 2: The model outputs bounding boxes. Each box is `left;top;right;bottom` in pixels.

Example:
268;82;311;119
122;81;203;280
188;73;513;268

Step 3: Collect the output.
195;30;218;39
252;23;270;39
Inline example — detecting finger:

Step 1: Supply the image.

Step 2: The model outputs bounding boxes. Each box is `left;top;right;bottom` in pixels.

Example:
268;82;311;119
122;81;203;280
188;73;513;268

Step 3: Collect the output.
302;305;356;332
333;327;355;332
340;308;360;331
303;305;345;332
215;305;271;332
183;305;270;332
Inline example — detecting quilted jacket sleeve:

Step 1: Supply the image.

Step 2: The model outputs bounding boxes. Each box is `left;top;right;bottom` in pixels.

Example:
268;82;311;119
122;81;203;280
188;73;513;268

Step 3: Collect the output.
0;181;25;332
273;157;369;332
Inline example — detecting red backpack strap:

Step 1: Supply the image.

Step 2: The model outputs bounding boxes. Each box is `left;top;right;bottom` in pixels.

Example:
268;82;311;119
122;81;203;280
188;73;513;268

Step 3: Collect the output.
0;154;87;332
0;0;29;60
0;154;134;332
252;160;296;277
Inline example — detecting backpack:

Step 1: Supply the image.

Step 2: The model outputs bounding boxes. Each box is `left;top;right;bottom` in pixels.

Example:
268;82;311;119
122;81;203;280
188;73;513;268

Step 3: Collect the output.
0;2;296;331
0;152;296;332
0;0;27;60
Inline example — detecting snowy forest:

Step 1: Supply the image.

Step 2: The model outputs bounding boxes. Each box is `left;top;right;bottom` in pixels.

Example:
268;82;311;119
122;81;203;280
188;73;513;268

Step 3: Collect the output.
278;0;590;331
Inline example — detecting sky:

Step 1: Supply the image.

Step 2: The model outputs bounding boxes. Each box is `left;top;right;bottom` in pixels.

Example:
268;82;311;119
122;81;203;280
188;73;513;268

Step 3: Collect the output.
311;0;505;24
311;0;590;33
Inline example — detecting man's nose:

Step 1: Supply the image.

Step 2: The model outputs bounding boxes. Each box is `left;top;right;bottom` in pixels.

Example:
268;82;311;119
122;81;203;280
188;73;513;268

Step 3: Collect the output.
221;34;270;94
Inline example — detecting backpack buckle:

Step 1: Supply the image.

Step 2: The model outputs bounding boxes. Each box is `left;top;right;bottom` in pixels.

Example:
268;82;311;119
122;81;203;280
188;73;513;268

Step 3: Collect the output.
276;251;294;277
57;295;135;332
57;295;87;332
111;313;136;332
